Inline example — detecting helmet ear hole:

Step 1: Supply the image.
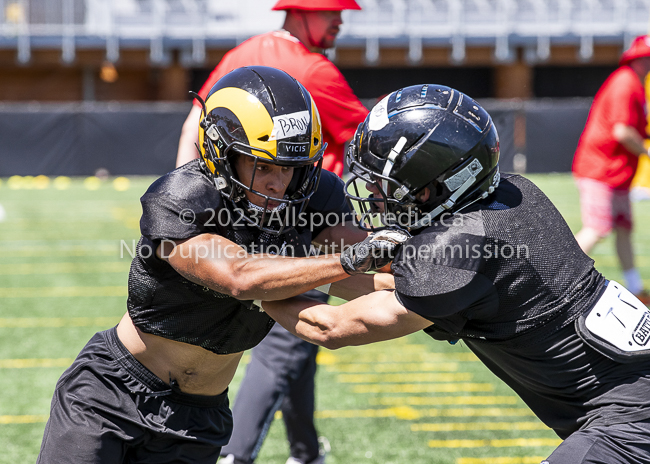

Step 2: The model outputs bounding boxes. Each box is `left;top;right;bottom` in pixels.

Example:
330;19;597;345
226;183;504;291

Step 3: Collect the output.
432;181;445;198
286;166;308;198
418;181;445;209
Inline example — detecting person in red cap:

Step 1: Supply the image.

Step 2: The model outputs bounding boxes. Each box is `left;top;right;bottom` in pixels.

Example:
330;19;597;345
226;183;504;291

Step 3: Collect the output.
176;0;367;176
573;35;650;304
174;3;369;464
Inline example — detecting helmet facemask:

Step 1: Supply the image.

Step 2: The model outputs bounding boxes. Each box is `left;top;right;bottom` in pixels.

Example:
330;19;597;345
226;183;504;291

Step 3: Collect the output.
345;142;423;231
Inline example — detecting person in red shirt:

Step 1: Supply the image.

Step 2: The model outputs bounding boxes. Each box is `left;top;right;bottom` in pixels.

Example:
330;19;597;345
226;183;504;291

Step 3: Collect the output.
573;35;650;304
175;2;369;464
176;0;368;176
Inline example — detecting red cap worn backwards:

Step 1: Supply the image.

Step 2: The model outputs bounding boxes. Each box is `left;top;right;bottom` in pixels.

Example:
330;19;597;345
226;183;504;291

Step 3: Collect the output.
620;35;650;66
272;0;362;11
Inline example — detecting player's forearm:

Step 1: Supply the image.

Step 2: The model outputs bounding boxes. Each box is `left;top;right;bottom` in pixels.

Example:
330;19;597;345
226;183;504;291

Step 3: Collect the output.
224;232;398;300
264;289;429;349
167;230;402;301
329;272;394;301
176;106;202;168
176;132;200;168
223;253;349;301
165;236;349;301
262;296;342;348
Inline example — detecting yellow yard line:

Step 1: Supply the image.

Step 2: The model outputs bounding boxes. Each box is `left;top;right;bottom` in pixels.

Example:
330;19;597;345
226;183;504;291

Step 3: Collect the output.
338;373;472;383
423;408;535;418
412;421;549;432
316;406;422;420
315;407;534;421
429;438;561;448
0;317;120;328
457;457;548;464
0;358;74;368
315;351;338;365
0;415;49;424
330;352;479;363
0;249;117;258
0;262;128;275
356;343;429;351
375;396;518;406
353;383;494;394
327;362;460;372
0;286;127;298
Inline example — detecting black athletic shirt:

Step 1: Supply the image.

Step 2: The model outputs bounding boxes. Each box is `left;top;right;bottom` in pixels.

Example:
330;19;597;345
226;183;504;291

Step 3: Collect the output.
393;174;650;438
127;159;350;355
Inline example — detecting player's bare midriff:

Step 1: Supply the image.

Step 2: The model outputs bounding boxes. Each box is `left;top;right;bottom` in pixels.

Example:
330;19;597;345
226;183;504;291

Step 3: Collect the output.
116;312;243;396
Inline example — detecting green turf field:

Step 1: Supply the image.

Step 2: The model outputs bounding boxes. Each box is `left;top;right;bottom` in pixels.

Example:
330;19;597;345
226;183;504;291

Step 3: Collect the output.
0;173;648;464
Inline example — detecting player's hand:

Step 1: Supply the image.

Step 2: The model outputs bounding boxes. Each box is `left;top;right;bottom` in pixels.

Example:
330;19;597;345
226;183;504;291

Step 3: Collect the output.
340;228;411;275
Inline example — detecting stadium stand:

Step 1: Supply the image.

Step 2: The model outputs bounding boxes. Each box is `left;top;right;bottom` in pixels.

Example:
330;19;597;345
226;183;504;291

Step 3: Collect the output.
1;0;649;65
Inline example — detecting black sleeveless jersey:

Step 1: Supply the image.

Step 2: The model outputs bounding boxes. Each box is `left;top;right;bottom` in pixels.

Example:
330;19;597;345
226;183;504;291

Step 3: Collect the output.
393;175;650;437
393;174;605;343
127;160;350;355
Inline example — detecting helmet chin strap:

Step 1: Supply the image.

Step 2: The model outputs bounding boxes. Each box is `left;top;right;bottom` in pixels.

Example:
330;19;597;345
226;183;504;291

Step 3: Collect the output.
300;12;327;50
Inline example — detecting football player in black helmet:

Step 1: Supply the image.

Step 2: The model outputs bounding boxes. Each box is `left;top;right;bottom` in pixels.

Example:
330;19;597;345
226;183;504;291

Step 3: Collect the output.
346;84;500;231
262;85;650;463
36;67;405;464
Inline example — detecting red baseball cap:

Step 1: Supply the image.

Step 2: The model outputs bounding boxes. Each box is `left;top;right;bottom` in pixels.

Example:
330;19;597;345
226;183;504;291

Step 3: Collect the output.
620;35;650;65
272;0;362;11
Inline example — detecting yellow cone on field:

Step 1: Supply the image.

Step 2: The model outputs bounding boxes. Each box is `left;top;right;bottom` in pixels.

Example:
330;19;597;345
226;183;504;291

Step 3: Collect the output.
113;177;130;191
84;177;101;190
53;177;71;190
33;175;50;189
7;176;24;189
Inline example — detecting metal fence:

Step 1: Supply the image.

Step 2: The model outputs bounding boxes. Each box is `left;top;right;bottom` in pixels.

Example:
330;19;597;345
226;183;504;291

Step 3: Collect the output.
1;0;649;65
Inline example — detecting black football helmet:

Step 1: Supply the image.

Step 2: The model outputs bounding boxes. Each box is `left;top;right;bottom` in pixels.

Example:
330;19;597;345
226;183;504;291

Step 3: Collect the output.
346;84;500;231
195;66;326;234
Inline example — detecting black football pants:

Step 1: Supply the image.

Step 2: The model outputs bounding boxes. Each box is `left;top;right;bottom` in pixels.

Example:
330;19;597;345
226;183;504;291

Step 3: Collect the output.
545;419;650;463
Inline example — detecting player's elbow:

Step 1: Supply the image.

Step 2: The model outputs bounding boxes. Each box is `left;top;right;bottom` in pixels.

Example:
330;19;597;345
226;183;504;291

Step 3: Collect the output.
197;263;253;299
225;279;256;300
317;333;350;350
225;274;277;300
309;329;348;350
306;314;353;350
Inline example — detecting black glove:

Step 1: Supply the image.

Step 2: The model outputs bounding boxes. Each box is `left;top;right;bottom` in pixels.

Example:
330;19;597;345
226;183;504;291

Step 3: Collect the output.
340;228;411;275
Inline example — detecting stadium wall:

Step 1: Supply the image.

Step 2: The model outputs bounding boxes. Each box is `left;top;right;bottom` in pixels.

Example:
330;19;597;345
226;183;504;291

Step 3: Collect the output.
0;99;591;177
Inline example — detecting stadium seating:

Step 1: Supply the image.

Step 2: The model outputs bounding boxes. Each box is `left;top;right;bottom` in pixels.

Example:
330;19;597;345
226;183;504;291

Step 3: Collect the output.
1;0;649;64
